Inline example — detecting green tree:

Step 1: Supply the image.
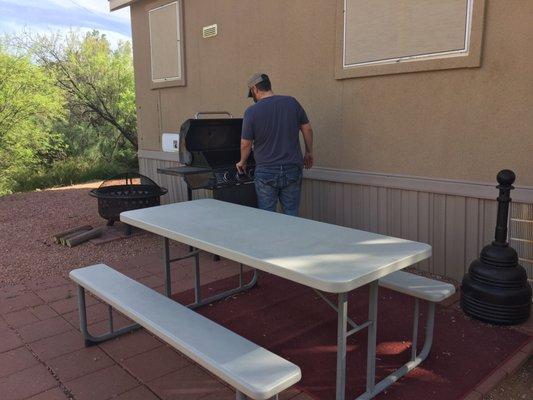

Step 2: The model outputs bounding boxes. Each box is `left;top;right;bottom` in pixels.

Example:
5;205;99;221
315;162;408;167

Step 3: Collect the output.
23;30;138;150
0;31;137;195
0;43;65;194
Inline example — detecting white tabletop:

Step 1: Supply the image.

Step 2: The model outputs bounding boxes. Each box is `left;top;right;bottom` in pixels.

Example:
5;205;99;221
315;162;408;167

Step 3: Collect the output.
121;199;431;293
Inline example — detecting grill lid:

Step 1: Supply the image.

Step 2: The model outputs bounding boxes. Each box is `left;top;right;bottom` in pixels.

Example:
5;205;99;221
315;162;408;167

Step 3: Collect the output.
179;117;254;169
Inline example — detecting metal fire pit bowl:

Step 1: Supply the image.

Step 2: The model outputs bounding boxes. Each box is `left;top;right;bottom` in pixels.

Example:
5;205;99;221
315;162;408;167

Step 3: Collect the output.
90;172;168;226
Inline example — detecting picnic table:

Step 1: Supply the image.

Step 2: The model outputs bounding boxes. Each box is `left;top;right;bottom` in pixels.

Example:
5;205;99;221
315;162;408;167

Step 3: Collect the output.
120;199;433;400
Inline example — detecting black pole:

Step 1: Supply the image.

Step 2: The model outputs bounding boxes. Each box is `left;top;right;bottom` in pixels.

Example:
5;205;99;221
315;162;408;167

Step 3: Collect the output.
494;170;514;245
461;170;531;325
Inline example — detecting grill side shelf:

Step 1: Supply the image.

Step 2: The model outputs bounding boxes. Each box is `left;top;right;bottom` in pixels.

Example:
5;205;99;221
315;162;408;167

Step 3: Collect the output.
157;166;212;177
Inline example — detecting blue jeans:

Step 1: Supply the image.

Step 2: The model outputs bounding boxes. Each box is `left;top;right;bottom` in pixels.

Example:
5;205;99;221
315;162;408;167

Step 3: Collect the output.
254;164;303;216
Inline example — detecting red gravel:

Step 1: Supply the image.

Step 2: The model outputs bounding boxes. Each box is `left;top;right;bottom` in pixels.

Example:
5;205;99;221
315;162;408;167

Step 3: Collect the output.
0;182;160;286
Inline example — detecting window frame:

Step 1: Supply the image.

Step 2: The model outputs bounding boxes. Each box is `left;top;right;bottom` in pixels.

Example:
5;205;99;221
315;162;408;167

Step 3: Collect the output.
147;0;186;89
335;0;486;79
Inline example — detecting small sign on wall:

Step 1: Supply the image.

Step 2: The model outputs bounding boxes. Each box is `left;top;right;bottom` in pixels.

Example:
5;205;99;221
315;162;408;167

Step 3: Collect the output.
162;133;180;152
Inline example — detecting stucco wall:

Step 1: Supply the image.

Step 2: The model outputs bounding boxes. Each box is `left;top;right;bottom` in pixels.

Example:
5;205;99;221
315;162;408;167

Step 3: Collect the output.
130;0;533;186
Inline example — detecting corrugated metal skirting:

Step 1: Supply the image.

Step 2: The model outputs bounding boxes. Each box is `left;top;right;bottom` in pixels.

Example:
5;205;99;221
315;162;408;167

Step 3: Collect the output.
139;158;212;203
510;203;533;280
140;157;532;282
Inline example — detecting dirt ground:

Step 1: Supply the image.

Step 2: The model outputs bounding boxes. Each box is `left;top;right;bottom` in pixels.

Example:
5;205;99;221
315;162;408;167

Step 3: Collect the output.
486;357;532;400
0;183;531;399
0;182;161;286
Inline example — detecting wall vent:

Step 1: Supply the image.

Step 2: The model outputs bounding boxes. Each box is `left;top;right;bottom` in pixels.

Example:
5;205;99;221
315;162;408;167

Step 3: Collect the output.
202;24;218;38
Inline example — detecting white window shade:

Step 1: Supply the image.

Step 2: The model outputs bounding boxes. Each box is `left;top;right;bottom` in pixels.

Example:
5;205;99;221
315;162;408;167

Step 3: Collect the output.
336;0;485;79
149;1;185;86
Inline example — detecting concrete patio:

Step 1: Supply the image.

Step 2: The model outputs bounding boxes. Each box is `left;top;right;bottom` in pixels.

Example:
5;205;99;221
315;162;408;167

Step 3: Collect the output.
1;245;531;400
0;248;312;400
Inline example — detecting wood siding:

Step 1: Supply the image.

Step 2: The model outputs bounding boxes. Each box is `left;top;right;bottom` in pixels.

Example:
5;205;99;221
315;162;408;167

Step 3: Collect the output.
140;157;533;282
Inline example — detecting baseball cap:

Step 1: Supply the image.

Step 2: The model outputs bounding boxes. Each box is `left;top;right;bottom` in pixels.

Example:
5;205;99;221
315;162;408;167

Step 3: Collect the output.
247;73;268;97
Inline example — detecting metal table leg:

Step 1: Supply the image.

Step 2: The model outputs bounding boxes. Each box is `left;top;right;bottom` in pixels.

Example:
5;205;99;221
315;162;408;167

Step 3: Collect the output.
365;281;379;396
334;282;379;400
163;237;171;297
336;292;348;400
186;187;194;253
353;283;437;400
162;236;200;298
78;286;141;346
187;185;218;261
161;236;258;307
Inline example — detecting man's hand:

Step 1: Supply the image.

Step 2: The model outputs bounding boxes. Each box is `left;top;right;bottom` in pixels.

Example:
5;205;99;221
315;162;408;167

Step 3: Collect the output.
304;152;314;169
238;139;252;174
301;123;314;169
236;160;247;174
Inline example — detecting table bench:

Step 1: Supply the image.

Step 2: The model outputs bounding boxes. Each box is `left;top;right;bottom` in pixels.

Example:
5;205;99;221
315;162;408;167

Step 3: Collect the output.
371;271;455;398
70;264;301;400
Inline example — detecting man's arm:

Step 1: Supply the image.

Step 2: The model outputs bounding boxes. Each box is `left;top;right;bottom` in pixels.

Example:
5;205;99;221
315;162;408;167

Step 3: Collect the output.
236;139;252;174
301;123;314;169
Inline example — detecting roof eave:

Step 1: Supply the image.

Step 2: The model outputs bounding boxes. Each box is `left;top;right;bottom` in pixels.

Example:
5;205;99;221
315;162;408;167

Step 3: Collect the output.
109;0;139;11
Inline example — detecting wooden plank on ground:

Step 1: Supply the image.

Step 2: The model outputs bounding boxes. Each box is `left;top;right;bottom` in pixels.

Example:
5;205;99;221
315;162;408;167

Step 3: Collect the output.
52;225;92;243
66;227;105;247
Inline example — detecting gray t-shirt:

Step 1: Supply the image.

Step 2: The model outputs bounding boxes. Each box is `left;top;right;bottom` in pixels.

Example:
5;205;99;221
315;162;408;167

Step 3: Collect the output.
241;95;309;166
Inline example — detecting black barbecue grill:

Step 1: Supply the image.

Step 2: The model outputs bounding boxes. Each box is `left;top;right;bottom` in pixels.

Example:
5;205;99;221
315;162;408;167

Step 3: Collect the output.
158;112;257;207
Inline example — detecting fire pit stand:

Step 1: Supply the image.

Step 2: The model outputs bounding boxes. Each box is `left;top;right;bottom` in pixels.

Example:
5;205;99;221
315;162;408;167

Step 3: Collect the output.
90;173;168;233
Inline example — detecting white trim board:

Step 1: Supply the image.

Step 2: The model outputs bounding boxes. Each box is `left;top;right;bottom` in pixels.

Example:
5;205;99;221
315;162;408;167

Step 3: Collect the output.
138;149;180;162
304;167;533;203
137;150;533;203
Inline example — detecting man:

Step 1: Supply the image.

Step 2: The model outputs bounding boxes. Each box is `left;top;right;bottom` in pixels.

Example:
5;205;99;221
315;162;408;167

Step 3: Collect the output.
236;73;314;216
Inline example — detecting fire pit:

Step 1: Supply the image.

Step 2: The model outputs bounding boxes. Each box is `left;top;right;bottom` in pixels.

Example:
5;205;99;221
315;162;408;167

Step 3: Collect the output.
90;172;167;226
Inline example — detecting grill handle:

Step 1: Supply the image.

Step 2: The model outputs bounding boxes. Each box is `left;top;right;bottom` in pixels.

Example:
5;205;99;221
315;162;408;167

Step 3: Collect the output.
194;111;233;119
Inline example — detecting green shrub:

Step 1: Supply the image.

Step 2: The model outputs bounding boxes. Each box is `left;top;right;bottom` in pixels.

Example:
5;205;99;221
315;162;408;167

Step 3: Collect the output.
0;157;138;196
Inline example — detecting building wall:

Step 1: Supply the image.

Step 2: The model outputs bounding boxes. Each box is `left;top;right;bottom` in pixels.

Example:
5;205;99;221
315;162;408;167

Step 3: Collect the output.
131;0;533;282
131;0;533;186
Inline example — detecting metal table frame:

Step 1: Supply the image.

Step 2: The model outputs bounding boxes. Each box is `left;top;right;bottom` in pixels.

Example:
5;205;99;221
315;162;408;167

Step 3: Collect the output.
160;232;436;400
161;237;258;308
77;269;434;400
118;200;433;400
75;237;259;347
328;283;436;400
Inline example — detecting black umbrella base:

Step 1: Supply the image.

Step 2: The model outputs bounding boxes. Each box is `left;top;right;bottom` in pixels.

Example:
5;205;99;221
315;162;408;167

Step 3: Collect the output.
461;290;531;325
461;270;531;325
